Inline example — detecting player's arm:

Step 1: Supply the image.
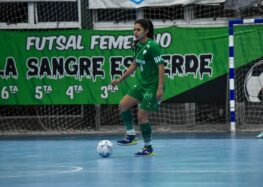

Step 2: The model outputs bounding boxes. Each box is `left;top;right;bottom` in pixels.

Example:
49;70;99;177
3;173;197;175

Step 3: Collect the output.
111;61;137;86
150;44;164;100
157;64;164;100
119;61;137;82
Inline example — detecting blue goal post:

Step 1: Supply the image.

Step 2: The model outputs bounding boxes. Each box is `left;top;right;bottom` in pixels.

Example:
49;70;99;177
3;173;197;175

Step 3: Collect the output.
228;18;263;133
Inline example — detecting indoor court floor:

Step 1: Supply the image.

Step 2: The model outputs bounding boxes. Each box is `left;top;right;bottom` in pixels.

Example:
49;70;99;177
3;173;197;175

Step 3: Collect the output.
0;133;262;187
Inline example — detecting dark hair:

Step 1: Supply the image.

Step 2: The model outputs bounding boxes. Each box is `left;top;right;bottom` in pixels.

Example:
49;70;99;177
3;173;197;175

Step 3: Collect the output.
134;19;154;39
133;19;154;50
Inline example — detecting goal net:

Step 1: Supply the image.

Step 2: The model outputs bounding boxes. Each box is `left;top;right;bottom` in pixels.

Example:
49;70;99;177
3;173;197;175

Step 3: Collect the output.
233;22;263;131
0;0;262;135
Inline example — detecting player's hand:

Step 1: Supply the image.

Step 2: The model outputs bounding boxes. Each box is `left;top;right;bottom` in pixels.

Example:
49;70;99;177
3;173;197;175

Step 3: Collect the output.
111;79;121;87
156;88;163;100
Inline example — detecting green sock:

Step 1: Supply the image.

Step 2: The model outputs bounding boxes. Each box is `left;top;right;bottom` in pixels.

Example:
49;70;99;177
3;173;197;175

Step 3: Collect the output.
120;110;135;135
140;122;152;146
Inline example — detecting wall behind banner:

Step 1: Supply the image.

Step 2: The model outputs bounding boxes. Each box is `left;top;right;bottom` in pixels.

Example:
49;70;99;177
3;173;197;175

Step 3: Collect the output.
0;25;262;105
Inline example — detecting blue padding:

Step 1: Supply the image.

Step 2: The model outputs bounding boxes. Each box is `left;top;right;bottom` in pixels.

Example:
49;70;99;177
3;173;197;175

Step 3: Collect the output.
229;19;244;26
229;27;234;35
229;68;235;79
229;47;234;57
230;111;236;122
229;90;235;100
254;19;263;24
229;19;244;35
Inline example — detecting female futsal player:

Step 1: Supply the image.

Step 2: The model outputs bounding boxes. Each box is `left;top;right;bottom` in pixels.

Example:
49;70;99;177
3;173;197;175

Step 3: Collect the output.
111;19;165;156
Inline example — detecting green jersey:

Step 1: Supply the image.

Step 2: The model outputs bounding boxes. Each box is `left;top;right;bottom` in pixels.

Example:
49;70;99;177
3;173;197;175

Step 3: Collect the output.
134;38;164;88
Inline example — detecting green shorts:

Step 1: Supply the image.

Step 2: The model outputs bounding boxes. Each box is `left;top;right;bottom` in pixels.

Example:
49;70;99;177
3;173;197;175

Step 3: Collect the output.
127;85;159;112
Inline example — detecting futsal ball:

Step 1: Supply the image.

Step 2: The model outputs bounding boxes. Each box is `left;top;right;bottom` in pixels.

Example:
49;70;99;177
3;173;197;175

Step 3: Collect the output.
245;60;263;102
97;140;113;158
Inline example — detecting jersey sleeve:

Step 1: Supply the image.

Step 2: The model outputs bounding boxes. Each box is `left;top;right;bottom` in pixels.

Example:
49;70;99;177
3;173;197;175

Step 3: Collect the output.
149;44;164;65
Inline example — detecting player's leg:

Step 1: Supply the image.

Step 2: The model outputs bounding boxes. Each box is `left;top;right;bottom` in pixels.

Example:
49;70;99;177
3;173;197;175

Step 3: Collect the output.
117;94;140;145
119;95;139;112
119;94;139;135
134;108;155;156
138;109;152;145
135;88;158;156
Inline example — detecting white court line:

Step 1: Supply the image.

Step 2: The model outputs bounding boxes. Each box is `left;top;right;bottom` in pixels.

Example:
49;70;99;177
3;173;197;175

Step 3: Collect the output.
1;167;261;179
65;170;261;173
0;166;83;179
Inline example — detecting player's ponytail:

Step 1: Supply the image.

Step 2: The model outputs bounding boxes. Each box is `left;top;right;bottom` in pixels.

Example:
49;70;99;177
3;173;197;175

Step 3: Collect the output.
145;19;154;39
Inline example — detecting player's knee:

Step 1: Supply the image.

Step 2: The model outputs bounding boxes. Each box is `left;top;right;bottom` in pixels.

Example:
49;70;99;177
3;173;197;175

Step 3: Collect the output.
138;110;148;124
118;102;127;112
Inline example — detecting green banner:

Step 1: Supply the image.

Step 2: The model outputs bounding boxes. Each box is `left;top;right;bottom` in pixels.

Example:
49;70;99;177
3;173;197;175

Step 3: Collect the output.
0;26;262;105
